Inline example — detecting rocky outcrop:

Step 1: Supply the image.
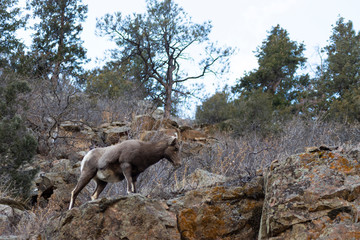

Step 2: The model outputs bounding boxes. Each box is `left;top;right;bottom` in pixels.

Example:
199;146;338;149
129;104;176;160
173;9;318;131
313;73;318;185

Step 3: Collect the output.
45;175;264;240
180;126;208;141
259;146;360;239
100;122;131;145
32;158;79;209
5;111;360;240
46;194;180;240
56;115;209;154
43;145;360;240
172;176;264;240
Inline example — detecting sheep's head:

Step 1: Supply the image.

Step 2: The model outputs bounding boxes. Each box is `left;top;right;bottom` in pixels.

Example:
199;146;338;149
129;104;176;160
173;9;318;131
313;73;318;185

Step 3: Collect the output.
164;135;181;168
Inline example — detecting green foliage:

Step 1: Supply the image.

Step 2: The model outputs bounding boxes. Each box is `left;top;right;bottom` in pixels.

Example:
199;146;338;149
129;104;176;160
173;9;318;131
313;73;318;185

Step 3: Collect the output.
0;80;31;117
196;90;283;136
0;0;27;69
195;92;233;124
222;25;310;136
321;17;360;99
232;25;308;107
28;0;88;84
86;59;149;99
326;87;360;123
312;17;360;122
231;91;280;136
0;78;37;199
96;0;232;117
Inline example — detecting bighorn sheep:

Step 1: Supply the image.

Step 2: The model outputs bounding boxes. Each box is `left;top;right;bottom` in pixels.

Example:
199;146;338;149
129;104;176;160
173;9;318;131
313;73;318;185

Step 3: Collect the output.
69;135;181;209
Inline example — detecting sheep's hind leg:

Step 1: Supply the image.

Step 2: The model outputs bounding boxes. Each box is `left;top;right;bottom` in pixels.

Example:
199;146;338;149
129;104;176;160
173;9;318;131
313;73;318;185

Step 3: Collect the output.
121;163;136;194
91;179;107;200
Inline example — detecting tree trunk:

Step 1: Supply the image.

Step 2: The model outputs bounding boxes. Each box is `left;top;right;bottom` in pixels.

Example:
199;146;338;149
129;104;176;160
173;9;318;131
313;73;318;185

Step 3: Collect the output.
164;58;176;119
164;85;172;119
51;2;65;91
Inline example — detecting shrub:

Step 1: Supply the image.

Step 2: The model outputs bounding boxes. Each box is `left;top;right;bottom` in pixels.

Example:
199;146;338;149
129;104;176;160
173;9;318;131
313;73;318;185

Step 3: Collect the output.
230;90;281;136
326;87;360;123
0;78;38;199
196;92;233;124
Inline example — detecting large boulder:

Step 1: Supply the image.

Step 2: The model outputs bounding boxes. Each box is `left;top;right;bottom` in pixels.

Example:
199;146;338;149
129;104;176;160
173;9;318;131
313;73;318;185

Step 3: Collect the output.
171;175;264;240
173;168;229;192
259;146;360;239
155;118;179;130
131;115;157;132
46;194;180;240
180;126;208;142
139;128;179;141
143;168;231;198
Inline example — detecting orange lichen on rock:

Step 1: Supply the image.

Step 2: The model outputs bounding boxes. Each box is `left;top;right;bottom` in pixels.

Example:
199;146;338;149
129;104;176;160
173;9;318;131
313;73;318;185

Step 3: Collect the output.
259;148;360;239
178;209;197;240
329;154;357;174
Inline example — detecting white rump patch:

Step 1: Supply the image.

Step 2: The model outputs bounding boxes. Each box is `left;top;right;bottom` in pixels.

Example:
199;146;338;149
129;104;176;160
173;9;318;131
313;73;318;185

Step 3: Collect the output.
80;150;93;172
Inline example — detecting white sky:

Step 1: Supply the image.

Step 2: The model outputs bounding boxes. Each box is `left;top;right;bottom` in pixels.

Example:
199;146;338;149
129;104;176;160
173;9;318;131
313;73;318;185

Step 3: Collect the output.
81;0;360;86
18;0;360;117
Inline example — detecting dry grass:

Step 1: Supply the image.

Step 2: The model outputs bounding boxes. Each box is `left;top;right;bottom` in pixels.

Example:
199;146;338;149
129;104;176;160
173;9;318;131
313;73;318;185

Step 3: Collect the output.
14;200;60;239
0;191;61;239
76;116;360;201
128;117;360;198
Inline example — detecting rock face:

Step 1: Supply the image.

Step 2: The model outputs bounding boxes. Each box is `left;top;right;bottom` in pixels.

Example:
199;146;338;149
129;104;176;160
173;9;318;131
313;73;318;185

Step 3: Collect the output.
173;176;264;240
34;144;360;239
259;147;360;239
32;158;79;209
46;194;180;240
175;168;229;191
4;111;360;240
45;176;264;240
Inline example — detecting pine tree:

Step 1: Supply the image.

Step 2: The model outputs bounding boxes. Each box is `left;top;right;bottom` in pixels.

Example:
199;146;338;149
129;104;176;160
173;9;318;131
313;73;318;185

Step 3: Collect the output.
0;0;26;69
322;17;360;98
318;17;360;122
232;25;308;108
0;79;37;198
28;0;88;87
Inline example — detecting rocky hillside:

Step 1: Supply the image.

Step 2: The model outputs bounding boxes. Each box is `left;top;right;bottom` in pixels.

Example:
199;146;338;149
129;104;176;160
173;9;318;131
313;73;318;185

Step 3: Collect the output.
1;115;360;239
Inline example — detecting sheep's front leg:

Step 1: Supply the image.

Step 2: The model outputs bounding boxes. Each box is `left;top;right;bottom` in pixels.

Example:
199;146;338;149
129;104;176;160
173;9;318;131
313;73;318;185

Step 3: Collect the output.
121;163;135;194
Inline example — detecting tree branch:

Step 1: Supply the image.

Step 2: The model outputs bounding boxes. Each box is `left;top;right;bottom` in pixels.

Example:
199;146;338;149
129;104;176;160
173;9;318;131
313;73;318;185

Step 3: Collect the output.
176;54;222;83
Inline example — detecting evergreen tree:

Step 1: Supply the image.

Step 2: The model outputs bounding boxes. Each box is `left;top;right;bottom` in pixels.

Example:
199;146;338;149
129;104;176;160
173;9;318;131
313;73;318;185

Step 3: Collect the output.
0;78;37;198
85;59;150;100
0;0;26;70
28;0;88;87
232;25;309;108
231;90;277;136
196;91;232;124
321;17;360;99
318;17;360;122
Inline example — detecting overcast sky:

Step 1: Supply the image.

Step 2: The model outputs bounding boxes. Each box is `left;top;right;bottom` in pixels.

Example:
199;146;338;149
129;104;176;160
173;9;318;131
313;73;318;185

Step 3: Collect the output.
81;0;360;84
